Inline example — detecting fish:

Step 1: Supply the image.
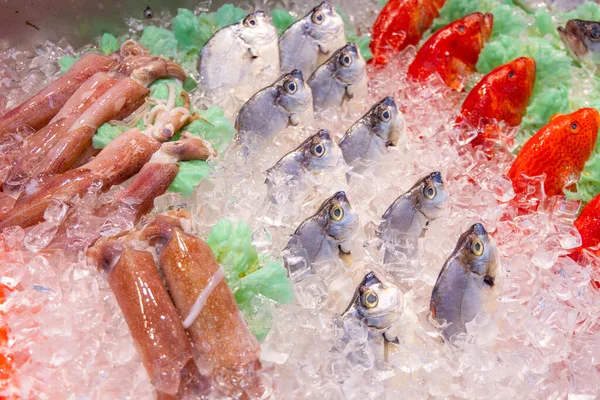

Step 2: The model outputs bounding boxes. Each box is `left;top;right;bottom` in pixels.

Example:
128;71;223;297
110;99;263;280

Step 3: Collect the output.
342;271;404;343
282;191;359;281
265;129;342;201
456;57;536;155
407;12;494;91
558;19;600;74
338;97;403;171
235;69;313;145
279;2;346;80
378;172;448;240
430;223;498;342
307;42;368;112
570;193;600;276
370;0;447;66
199;11;280;94
508;108;600;203
378;172;448;266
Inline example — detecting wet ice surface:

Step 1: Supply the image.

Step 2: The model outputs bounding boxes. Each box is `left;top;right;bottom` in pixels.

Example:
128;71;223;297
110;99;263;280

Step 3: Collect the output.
2;6;600;400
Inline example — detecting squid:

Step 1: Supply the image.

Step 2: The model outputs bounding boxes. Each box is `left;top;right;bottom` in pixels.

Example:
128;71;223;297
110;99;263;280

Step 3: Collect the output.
0;52;122;138
88;233;210;398
0;88;208;230
47;135;214;251
141;213;264;398
2;55;187;194
30;56;187;177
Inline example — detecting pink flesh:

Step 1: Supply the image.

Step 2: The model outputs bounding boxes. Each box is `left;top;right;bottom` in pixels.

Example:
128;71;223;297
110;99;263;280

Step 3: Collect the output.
0;53;120;138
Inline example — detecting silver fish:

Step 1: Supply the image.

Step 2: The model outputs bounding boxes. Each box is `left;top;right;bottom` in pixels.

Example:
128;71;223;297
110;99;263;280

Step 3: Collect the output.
265;129;342;201
282;191;359;281
339;97;403;169
235;69;313;145
307;42;367;112
379;172;448;268
558;19;600;73
279;2;346;80
342;271;404;342
430;223;498;342
199;11;280;93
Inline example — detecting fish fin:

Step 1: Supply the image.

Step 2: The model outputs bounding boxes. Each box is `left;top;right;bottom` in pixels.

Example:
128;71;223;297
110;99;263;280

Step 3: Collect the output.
317;43;330;55
385;140;395;147
247;46;259;59
383;331;399;344
345;85;355;100
289;113;301;126
483;275;494;287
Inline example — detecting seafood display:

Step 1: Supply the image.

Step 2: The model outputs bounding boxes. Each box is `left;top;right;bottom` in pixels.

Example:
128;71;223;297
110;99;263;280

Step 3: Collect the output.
1;0;600;399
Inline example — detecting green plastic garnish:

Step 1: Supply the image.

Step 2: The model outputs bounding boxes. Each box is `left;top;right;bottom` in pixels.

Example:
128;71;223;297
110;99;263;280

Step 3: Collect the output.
207;219;294;341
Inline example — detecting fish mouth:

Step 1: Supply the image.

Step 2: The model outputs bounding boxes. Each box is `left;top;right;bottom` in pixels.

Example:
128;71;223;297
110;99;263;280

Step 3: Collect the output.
288;69;304;82
586;107;600;127
380;96;396;109
558;20;589;57
470;222;488;236
316;129;331;141
481;13;494;41
430;171;443;185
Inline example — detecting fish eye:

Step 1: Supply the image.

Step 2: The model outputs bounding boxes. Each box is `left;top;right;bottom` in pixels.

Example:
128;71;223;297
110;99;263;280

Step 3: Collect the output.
423;185;436;200
379;107;392;122
457;25;466;34
285;80;298;94
330;205;344;221
471;238;484;256
508;70;515;79
571;121;580;133
591;26;600;40
311;142;326;157
362;290;378;309
312;10;325;25
340;53;353;67
245;16;257;27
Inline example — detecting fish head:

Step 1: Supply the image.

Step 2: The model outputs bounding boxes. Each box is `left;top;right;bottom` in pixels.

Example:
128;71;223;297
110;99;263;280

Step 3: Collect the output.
299;129;343;171
486;57;536;119
548;108;600;167
277;69;314;114
558;20;600;63
333;43;367;85
344;272;403;331
451;12;494;56
454;223;497;286
318;191;359;242
368;96;403;146
304;2;345;43
413;171;449;220
239;11;278;46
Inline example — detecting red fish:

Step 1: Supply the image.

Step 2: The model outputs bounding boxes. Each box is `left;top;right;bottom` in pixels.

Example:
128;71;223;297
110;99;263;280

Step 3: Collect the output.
370;0;446;66
407;12;494;91
456;57;536;153
508;108;600;201
570;193;600;273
